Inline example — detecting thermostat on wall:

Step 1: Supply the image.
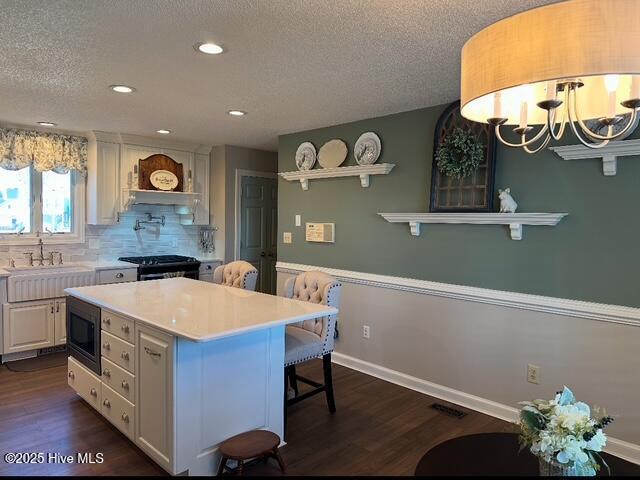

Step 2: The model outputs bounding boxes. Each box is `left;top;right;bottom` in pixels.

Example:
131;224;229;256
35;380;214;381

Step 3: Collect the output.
305;223;335;243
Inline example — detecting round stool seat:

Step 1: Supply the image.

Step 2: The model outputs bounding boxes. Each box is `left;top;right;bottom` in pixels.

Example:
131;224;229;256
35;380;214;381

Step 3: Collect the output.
219;430;280;460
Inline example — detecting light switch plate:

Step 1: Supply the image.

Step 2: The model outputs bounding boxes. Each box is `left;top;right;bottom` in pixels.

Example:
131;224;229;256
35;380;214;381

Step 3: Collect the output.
283;232;292;244
295;214;301;227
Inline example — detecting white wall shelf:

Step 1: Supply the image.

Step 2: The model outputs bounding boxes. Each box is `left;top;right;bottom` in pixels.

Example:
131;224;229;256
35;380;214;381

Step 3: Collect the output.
378;212;568;240
550;139;640;176
279;163;395;190
122;189;201;210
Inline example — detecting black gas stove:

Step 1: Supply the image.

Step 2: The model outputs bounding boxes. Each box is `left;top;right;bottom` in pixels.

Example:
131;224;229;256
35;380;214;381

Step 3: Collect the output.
118;255;201;281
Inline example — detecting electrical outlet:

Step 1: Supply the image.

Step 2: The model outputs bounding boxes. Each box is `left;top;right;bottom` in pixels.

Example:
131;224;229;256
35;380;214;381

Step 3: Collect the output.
283;232;292;244
295;214;301;227
527;364;540;384
363;325;370;339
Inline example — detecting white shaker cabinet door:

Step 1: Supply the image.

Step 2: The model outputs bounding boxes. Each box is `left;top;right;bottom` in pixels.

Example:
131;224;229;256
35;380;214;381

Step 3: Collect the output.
87;141;120;225
2;300;55;353
192;152;210;225
54;298;67;345
135;324;175;472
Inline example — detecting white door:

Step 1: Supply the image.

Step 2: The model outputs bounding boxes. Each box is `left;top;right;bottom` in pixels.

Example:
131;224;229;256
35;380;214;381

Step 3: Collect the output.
88;141;120;225
136;324;174;471
2;300;55;353
54;298;67;345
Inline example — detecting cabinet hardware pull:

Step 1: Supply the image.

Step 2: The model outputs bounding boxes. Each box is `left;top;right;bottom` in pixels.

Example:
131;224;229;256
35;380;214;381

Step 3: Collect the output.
68;371;75;379
115;272;124;279
103;318;111;325
121;325;130;333
51;304;55;314
121;413;129;423
102;342;111;350
144;346;161;358
56;302;60;313
90;388;97;397
103;369;111;377
121;352;130;360
103;399;111;408
121;380;129;390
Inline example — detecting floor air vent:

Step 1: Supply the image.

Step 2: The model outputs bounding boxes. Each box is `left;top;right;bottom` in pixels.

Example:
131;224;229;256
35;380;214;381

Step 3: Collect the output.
429;403;467;419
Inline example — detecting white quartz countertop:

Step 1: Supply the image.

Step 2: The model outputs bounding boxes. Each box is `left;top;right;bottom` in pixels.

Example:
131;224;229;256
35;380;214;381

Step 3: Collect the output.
65;277;337;342
77;259;139;271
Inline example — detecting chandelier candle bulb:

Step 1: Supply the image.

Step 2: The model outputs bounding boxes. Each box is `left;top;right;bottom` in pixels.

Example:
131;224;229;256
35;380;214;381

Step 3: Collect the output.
545;81;556;102
519;101;528;129
493;91;502;120
632;77;640;100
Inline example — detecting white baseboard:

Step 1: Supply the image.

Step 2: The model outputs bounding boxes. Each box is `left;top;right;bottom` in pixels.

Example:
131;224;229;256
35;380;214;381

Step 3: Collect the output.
331;351;640;465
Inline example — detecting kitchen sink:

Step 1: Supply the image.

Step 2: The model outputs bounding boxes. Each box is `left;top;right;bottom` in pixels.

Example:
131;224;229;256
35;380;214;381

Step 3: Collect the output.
6;264;95;302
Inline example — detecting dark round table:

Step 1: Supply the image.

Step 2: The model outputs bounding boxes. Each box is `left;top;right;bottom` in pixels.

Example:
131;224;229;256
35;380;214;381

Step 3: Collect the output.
415;433;640;476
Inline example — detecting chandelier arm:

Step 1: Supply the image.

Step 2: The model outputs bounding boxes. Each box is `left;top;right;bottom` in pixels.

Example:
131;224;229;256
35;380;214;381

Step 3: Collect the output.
567;94;610;149
494;122;549;148
546;89;568;141
572;85;638;141
523;129;552;154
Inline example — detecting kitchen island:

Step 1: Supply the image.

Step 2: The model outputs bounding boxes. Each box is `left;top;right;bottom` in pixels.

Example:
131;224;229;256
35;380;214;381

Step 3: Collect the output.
64;277;337;475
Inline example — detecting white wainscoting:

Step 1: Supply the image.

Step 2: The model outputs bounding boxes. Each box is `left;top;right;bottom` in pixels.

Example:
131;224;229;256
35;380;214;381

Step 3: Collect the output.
276;262;640;328
276;261;640;465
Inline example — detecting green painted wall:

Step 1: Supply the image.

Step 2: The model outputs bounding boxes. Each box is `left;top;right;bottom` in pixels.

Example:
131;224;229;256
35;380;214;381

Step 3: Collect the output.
278;105;640;308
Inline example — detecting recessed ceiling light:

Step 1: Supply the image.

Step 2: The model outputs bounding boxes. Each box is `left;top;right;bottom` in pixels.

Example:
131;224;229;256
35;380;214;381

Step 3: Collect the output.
156;129;171;134
195;42;224;55
227;110;246;116
109;85;136;93
37;121;57;127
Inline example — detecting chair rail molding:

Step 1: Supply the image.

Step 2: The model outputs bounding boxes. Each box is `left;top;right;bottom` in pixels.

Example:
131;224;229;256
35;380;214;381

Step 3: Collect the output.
550;139;640;176
276;262;640;328
377;212;567;240
279;163;395;190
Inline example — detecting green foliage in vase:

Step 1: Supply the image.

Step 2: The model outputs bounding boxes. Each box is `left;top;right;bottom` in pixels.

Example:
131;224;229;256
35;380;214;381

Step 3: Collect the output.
435;127;484;179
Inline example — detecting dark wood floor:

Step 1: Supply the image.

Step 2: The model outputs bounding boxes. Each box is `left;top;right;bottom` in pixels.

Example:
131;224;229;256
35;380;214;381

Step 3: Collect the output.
0;357;515;476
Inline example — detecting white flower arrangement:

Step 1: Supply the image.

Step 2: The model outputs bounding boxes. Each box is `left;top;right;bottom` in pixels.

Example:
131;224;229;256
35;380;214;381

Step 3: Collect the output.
519;386;614;476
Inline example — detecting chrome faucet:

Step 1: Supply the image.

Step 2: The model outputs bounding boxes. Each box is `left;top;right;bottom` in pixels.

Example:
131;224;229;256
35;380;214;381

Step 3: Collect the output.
23;238;60;266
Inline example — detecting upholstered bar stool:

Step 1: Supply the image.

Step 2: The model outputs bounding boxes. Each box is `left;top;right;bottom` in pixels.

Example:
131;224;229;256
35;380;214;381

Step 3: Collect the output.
213;261;258;291
282;271;341;423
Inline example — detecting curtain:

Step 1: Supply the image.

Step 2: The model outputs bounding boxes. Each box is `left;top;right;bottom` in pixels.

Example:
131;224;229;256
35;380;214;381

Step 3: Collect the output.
0;128;88;175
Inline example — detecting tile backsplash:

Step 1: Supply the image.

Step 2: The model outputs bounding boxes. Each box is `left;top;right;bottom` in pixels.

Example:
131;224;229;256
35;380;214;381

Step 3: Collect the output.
0;205;213;266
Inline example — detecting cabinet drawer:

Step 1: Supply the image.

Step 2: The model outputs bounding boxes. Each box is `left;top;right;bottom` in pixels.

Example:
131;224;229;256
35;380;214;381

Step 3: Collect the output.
102;357;135;403
101;331;135;374
68;356;101;411
101;384;135;441
98;269;137;285
101;310;134;343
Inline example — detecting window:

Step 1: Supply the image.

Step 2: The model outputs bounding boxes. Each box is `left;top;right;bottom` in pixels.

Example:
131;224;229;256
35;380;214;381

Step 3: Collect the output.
0;166;83;243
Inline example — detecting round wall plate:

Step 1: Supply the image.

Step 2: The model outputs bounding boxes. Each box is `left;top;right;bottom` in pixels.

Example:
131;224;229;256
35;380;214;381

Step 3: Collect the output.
295;142;317;171
354;132;381;165
150;170;179;191
318;139;348;168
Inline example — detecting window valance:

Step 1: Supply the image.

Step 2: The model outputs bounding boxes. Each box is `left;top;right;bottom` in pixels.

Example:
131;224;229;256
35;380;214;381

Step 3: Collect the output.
0;128;88;175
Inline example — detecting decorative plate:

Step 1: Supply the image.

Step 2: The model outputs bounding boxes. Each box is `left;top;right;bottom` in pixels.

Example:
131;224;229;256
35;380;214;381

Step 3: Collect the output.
318;139;348;168
150;170;179;191
295;142;317;171
354;132;381;165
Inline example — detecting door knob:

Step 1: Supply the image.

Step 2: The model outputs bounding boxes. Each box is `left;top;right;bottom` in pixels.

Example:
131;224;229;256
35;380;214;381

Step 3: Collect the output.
260;252;266;257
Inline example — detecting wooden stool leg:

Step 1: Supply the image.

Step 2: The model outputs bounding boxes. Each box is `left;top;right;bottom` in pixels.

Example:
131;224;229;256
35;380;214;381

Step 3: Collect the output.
236;459;244;476
216;456;228;477
289;365;299;396
323;353;336;413
272;447;286;474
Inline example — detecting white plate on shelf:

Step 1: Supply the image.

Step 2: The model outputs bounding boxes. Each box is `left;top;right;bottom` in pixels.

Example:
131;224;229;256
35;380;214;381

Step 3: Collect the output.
354;132;381;165
150;170;179;191
318;139;347;168
295;142;317;171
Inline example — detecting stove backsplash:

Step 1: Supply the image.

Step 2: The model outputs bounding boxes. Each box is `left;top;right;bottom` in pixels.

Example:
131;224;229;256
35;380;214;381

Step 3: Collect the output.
0;205;208;267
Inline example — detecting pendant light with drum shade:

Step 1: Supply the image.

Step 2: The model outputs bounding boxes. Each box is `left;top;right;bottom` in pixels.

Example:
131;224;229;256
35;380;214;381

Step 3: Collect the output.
459;0;640;152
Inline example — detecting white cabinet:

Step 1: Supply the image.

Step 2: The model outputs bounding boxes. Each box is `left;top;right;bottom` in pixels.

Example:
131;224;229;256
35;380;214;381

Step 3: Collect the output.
193;152;210;225
2;298;67;353
136;323;174;471
199;260;220;283
97;268;137;285
54;299;66;345
87;141;120;225
2;299;54;353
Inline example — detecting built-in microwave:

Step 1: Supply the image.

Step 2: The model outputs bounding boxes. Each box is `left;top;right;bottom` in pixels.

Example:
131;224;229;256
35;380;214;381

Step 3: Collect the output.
67;296;101;375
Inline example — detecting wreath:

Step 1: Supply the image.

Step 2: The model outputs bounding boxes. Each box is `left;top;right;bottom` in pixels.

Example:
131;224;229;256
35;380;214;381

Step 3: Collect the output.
435;128;484;179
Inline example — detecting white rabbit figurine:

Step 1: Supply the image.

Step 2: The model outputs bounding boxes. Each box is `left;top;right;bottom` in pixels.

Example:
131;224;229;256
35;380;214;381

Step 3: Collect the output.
498;188;518;213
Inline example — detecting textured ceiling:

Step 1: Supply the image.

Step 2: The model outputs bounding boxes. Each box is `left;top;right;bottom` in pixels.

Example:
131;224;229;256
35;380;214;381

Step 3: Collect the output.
0;0;558;151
